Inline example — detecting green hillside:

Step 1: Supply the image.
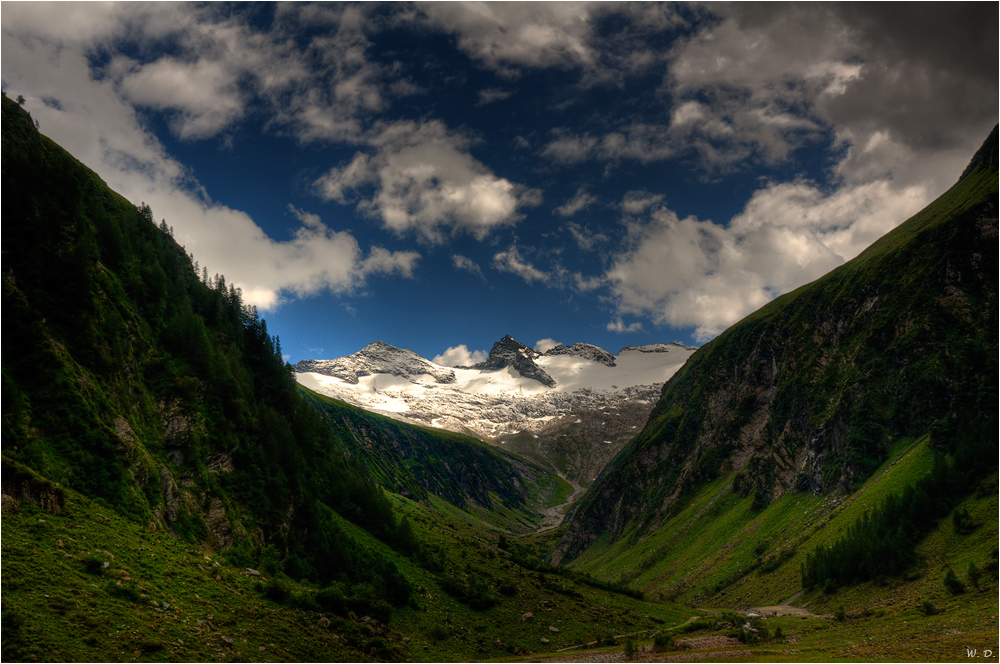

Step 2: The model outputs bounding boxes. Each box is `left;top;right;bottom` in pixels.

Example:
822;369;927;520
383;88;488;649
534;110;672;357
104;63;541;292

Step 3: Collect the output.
1;92;417;594
555;126;998;566
300;387;570;533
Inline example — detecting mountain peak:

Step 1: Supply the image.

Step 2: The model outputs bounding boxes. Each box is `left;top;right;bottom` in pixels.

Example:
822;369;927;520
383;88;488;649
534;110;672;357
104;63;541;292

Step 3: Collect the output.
296;341;456;385
473;335;555;387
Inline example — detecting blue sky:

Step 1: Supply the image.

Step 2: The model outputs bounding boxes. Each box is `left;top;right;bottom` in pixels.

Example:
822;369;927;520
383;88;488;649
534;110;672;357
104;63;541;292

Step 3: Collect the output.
3;3;996;364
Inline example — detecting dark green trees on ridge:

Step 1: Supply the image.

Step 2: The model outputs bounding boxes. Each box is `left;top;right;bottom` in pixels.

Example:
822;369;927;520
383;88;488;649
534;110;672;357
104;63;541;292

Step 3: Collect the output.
1;93;416;600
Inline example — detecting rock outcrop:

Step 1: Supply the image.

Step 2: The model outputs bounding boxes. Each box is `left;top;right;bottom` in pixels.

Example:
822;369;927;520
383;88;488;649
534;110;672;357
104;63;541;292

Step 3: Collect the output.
473;335;556;387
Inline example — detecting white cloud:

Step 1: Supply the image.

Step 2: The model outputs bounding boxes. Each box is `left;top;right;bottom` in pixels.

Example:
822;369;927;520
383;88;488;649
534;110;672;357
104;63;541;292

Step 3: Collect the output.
554;187;598;217
417;2;686;82
452;254;485;280
604;176;929;341
621;190;664;215
565;222;608;252
477;87;511;106
492;245;549;284
114;56;245;139
315;120;540;243
542;123;678;165
534;338;562;353
607;318;644;334
417;2;595;76
433;344;488;367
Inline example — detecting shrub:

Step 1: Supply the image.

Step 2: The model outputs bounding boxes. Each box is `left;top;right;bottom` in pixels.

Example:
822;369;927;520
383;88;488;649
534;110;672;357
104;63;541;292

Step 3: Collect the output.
498;581;518;596
967;562;982;590
952;507;976;534
105;581;140;603
653;634;676;652
834;605;846;621
82;554;106;575
623;638;638;661
920;600;940;616
263;577;291;603
426;625;450;643
944;568;966;595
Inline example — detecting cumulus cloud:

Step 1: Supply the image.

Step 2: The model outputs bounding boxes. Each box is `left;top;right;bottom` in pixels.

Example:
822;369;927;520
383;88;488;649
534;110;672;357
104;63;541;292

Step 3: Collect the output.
0;5;420;311
417;2;686;81
663;3;997;181
542;123;681;165
604;176;928;341
433;344;488;367
534;338;562;353
113;56;246;140
315;120;540;243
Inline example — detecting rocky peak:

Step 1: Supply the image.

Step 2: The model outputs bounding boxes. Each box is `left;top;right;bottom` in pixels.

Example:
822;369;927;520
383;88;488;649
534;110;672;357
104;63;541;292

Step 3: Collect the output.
295;341;456;385
473;335;556;387
544;342;617;367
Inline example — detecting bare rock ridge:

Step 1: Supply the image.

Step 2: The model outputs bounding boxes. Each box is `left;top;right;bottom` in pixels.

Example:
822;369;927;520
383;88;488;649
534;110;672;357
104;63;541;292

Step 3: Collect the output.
545;342;617;367
295;340;456;385
619;342;698;354
472;335;556;387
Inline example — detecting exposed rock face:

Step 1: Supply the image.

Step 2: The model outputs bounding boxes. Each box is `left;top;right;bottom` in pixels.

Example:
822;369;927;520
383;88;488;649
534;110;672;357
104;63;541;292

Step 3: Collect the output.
544;342;617;367
295;340;456;385
473;335;556;387
1;462;65;514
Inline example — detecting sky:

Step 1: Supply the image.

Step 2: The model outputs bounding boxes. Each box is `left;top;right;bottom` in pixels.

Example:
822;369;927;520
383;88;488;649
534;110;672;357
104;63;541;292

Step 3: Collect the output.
3;2;997;365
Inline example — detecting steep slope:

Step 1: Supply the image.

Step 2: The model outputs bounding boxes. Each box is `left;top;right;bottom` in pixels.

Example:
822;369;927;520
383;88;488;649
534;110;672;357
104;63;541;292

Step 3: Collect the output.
1;94;416;593
300;387;566;532
555;126;998;565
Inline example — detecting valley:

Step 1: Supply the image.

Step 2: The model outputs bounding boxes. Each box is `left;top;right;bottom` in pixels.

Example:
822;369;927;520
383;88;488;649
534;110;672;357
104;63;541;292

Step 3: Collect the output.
2;83;998;664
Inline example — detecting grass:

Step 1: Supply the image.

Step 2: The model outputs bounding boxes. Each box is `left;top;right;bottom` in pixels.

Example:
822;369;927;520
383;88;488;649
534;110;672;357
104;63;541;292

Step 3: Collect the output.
3;481;698;663
561;432;998;661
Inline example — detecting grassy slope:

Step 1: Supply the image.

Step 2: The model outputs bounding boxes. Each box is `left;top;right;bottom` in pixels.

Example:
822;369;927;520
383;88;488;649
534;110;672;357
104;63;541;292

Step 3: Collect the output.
571;434;998;659
2;479;698;663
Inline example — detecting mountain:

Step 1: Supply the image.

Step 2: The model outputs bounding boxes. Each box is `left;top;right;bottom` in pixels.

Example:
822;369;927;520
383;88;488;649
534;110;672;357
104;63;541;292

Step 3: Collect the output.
296;340;457;385
0;94;419;594
554;126;998;566
294;338;698;486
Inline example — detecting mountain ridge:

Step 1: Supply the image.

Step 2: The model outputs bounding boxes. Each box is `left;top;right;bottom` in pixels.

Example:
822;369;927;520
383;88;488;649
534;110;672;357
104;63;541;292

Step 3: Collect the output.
294;336;698;486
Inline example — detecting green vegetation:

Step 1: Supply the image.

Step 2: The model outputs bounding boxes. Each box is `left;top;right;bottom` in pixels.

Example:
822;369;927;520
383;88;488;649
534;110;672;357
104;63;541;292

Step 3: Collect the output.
2;93;415;599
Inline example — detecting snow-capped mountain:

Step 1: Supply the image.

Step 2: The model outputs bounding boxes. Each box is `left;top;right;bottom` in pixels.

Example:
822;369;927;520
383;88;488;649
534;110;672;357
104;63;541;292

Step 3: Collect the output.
294;336;697;485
